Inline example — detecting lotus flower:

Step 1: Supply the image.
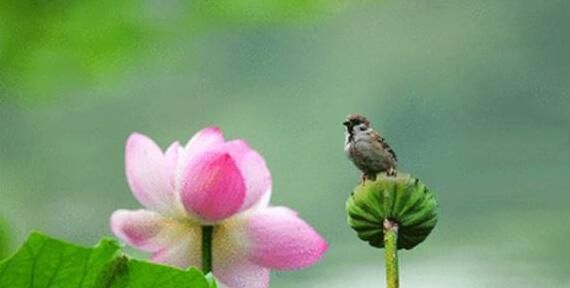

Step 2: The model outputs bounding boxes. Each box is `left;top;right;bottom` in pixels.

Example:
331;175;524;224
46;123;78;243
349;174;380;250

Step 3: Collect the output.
110;127;327;288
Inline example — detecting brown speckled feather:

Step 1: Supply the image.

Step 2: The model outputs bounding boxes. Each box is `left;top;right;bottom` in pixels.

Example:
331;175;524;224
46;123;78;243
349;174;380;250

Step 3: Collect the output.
371;131;398;162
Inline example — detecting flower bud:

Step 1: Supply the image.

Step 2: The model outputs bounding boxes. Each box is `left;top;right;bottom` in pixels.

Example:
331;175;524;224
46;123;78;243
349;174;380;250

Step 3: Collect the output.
346;173;438;250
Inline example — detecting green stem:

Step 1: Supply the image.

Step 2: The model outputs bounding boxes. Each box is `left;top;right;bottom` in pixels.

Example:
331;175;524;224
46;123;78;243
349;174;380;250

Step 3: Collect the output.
201;226;213;274
384;219;399;288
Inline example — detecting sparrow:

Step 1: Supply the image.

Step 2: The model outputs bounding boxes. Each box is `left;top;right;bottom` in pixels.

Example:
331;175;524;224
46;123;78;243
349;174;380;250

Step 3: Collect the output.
343;114;398;181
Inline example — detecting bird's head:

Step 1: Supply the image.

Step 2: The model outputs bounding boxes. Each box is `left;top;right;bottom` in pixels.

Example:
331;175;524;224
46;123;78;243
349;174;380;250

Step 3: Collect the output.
343;114;371;135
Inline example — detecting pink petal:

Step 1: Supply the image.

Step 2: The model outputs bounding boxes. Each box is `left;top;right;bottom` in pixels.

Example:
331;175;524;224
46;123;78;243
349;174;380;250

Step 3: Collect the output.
111;209;164;251
185;127;225;156
246;207;328;270
222;141;272;212
125;133;176;214
110;209;201;265
111;209;201;268
165;141;181;188
213;259;270;288
180;151;246;222
212;219;270;287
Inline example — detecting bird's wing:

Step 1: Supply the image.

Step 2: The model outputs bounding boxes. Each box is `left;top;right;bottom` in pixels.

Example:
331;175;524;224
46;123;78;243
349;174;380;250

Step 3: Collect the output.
371;131;398;162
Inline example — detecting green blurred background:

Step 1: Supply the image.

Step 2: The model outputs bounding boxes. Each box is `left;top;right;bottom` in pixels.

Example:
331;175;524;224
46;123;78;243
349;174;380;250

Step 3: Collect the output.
1;0;569;287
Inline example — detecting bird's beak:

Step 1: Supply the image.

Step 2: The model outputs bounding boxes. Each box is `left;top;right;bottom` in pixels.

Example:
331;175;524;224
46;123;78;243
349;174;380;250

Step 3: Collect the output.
342;121;350;127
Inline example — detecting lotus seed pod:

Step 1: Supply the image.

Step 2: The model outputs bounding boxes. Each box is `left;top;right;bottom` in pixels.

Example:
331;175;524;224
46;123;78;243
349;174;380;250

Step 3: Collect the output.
346;173;438;250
